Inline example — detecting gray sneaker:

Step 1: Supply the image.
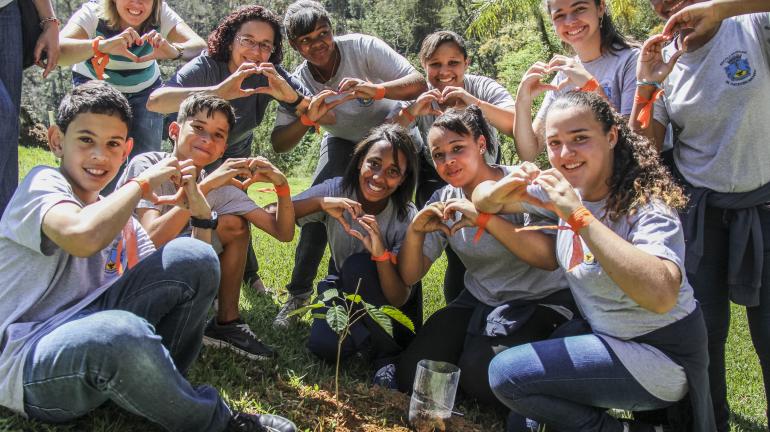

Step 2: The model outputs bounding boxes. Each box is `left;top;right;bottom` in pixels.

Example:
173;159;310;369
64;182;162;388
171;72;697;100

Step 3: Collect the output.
202;318;276;360
272;292;311;329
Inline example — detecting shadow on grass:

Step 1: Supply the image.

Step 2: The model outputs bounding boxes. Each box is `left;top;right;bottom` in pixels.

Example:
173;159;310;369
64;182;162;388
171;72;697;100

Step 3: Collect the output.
731;410;767;432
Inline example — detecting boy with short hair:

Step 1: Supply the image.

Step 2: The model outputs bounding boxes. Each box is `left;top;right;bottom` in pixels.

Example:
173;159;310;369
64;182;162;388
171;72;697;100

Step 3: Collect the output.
0;81;296;432
117;93;295;360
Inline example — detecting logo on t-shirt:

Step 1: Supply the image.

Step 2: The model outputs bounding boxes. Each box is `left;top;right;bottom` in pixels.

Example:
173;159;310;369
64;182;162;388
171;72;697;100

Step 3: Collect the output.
721;51;756;86
105;243;119;274
602;83;612;100
357;96;375;107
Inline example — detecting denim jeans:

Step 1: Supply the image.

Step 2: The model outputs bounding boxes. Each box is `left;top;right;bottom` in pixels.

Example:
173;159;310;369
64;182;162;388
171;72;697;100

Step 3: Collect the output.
488;334;671;432
22;238;232;432
286;135;354;296
0;0;22;217
687;205;770;430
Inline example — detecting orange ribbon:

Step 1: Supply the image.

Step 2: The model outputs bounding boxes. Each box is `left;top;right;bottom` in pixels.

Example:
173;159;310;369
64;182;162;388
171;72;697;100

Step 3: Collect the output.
579;78;600;92
473;212;492;244
400;107;415;123
635;87;664;129
371;250;398;264
300;113;320;134
115;221;139;275
515;206;595;271
373;85;386;100
91;37;109;80
274;183;290;197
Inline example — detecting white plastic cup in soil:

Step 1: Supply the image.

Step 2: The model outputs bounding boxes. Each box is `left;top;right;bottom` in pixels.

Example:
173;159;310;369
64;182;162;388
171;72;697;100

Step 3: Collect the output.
408;359;461;432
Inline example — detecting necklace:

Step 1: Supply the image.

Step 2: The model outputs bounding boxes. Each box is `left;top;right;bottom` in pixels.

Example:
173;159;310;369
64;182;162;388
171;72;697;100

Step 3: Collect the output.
308;45;340;84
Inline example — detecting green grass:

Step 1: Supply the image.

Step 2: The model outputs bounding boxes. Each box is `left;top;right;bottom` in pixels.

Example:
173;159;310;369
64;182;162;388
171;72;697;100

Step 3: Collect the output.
0;146;767;431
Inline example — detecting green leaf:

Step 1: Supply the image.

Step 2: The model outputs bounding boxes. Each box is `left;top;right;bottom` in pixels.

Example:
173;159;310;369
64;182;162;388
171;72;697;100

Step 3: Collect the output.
365;304;393;337
345;294;363;303
311;313;327;320
286;301;325;317
321;289;339;302
380;305;415;332
326;305;348;334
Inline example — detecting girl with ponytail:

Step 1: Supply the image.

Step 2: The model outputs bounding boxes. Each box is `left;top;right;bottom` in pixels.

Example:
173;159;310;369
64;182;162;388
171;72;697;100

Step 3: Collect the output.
395;105;574;409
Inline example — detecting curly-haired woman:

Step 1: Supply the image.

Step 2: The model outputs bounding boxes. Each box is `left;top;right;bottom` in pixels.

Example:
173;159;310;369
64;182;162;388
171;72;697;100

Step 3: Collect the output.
475;91;714;431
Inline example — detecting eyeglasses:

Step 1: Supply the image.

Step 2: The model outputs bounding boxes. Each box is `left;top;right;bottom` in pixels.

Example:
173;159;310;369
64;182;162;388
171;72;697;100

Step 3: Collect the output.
235;35;275;54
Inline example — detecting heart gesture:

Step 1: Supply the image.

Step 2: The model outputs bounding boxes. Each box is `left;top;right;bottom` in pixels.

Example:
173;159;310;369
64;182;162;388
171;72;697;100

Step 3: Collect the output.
320;197;364;233
304;90;357;125
636;34;684;85
517;62;559;103
348;214;387;256
442;198;484;236
530;169;583;220
200;158;251;192
411;202;451;237
249;63;304;104
440;86;480;109
547;54;594;89
232;157;288;190
662;2;721;49
135;30;181;62
477;162;544;212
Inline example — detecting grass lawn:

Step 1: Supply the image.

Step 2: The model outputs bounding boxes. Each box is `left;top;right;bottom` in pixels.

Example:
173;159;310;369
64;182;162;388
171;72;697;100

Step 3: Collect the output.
1;146;767;431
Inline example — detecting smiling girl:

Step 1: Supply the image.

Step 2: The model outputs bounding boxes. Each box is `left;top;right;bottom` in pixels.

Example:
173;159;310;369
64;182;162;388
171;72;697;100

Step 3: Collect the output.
395;105;572;408
515;0;638;162
476;91;713;431
289;124;422;381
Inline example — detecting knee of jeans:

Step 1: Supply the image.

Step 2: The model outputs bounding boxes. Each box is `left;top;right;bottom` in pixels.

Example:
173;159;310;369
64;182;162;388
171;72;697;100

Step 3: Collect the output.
85;311;160;367
488;345;539;401
163;238;220;296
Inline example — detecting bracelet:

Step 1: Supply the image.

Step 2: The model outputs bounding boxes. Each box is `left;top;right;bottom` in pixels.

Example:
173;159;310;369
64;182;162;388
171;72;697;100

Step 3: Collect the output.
285;92;304;109
636;80;663;89
39;16;61;29
171;43;184;61
564;206;595;271
274;183;291;198
373;84;386;100
127;178;151;197
400;107;416;123
300;113;320;134
91;37;109;80
371;250;398;264
579;78;600;92
472;212;492;244
634;87;665;129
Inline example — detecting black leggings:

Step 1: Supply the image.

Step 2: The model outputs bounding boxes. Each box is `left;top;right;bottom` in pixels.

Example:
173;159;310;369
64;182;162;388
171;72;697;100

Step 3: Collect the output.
397;301;567;409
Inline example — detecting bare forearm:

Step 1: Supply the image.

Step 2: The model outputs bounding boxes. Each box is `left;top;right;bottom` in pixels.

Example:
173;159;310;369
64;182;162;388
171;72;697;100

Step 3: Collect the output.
291;197;324;220
486;216;558;270
376;262;410;306
628;86;666;151
271;122;310;153
272;194;296;241
191;227;212;243
479;102;515;137
382;73;428;100
146;86;220;114
471;180;525;214
58;37;97;66
714;0;770;18
142;207;192;247
513;99;543;162
580;220;680;313
397;228;431;285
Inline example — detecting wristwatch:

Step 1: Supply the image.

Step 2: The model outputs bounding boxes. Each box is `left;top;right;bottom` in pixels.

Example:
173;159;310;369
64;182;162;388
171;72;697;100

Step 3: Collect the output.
190;211;218;230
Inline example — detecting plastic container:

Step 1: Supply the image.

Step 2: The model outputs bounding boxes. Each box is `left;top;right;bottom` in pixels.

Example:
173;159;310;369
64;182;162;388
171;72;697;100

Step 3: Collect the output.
408;360;461;432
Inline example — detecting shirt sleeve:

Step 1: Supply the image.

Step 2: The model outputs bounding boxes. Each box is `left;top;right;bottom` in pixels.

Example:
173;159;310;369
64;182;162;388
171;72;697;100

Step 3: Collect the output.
473;76;515;108
0;167;82;255
627;202;687;287
159;2;184;37
744;12;770;60
118;155;162;211
274;69;304;128
390;205;417;255
420;193;447;262
294;179;339;226
67;2;99;37
133;219;157;260
362;36;418;82
618;48;640;116
166;55;217;88
206;185;260;216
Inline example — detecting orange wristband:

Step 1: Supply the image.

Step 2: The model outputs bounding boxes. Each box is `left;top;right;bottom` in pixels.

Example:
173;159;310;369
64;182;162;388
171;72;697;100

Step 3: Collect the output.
91;36;109;80
300;113;320;134
634;87;664;129
473;212;492;244
400;107;415;123
565;206;595;271
579;78;600;92
127;178;150;197
373;85;386;100
274;183;290;198
371;250;397;264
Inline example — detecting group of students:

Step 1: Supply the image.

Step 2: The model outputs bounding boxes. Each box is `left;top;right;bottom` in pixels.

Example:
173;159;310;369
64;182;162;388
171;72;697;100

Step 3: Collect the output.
1;0;769;431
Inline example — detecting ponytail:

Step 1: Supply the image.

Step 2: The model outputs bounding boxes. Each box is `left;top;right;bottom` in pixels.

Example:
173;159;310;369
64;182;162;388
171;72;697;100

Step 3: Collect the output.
431;104;497;154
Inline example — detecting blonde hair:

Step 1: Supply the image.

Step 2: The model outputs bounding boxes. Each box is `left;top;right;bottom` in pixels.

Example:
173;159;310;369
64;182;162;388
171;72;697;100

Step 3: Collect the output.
100;0;162;32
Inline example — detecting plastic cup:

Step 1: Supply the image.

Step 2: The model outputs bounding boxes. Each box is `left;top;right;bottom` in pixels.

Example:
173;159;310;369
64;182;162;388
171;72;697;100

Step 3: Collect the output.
408;359;461;432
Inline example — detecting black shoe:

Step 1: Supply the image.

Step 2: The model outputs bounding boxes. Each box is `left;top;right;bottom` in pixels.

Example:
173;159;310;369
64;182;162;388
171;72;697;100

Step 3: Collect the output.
226;412;297;432
202;318;277;360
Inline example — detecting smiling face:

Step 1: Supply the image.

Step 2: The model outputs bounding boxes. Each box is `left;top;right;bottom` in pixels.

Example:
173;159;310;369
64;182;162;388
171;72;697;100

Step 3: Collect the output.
649;0;702;19
171;110;230;168
228;19;276;72
48;113;131;204
427;127;486;188
291;21;335;68
544;105;617;200
114;0;155;29
547;0;604;50
357;140;407;204
422;42;469;91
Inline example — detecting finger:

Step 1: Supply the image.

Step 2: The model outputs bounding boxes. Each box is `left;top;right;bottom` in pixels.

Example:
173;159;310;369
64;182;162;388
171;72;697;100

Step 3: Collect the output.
668;48;685;66
437;223;452;237
120;47;140;62
348;228;365;242
334;215;352;233
229;178;246;190
449;217;474;236
136;52;156;63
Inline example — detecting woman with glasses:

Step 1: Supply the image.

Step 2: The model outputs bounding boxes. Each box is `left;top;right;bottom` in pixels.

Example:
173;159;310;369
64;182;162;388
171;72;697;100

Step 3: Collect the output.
147;5;311;297
58;0;206;192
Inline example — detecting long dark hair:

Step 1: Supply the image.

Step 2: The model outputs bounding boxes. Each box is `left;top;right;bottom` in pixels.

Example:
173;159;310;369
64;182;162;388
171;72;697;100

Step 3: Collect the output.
207;5;284;65
429;105;497;155
340;124;419;221
546;91;686;221
545;0;636;55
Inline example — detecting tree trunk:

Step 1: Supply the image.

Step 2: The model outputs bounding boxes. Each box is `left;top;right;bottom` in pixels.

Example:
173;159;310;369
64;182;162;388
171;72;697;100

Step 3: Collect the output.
531;3;557;57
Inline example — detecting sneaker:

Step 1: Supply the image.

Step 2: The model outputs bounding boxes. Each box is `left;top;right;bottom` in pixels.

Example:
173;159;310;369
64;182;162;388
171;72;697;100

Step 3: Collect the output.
203;318;276;360
226;412;297;432
249;278;269;295
621;420;666;432
272;292;311;329
372;363;398;389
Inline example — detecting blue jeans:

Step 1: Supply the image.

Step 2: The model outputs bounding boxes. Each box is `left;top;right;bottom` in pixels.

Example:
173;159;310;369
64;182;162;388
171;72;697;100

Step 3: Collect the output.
0;0;22;217
489;334;671;432
286;135;354;296
22;238;232;432
688;205;770;430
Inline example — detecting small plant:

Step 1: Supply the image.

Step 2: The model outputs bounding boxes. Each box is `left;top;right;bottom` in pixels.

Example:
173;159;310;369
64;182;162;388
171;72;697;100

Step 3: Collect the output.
289;278;415;400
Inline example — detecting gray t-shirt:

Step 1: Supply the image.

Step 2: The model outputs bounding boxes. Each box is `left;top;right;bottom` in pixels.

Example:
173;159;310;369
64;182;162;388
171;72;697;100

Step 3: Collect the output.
116;151;260;239
422;166;568;306
165;54;310;159
653;13;770;193
275;33;418;143
294;177;417;272
401;74;514;164
0;166;155;413
537;47;639;119
558;199;696;401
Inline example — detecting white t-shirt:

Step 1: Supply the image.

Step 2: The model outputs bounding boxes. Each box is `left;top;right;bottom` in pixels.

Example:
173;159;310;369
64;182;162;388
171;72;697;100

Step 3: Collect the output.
275;33;418;143
653;13;770;193
0;167;155;414
68;1;183;93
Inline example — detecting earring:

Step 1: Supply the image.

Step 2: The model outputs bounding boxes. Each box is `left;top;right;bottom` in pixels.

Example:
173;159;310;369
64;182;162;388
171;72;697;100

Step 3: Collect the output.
599;15;604;28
